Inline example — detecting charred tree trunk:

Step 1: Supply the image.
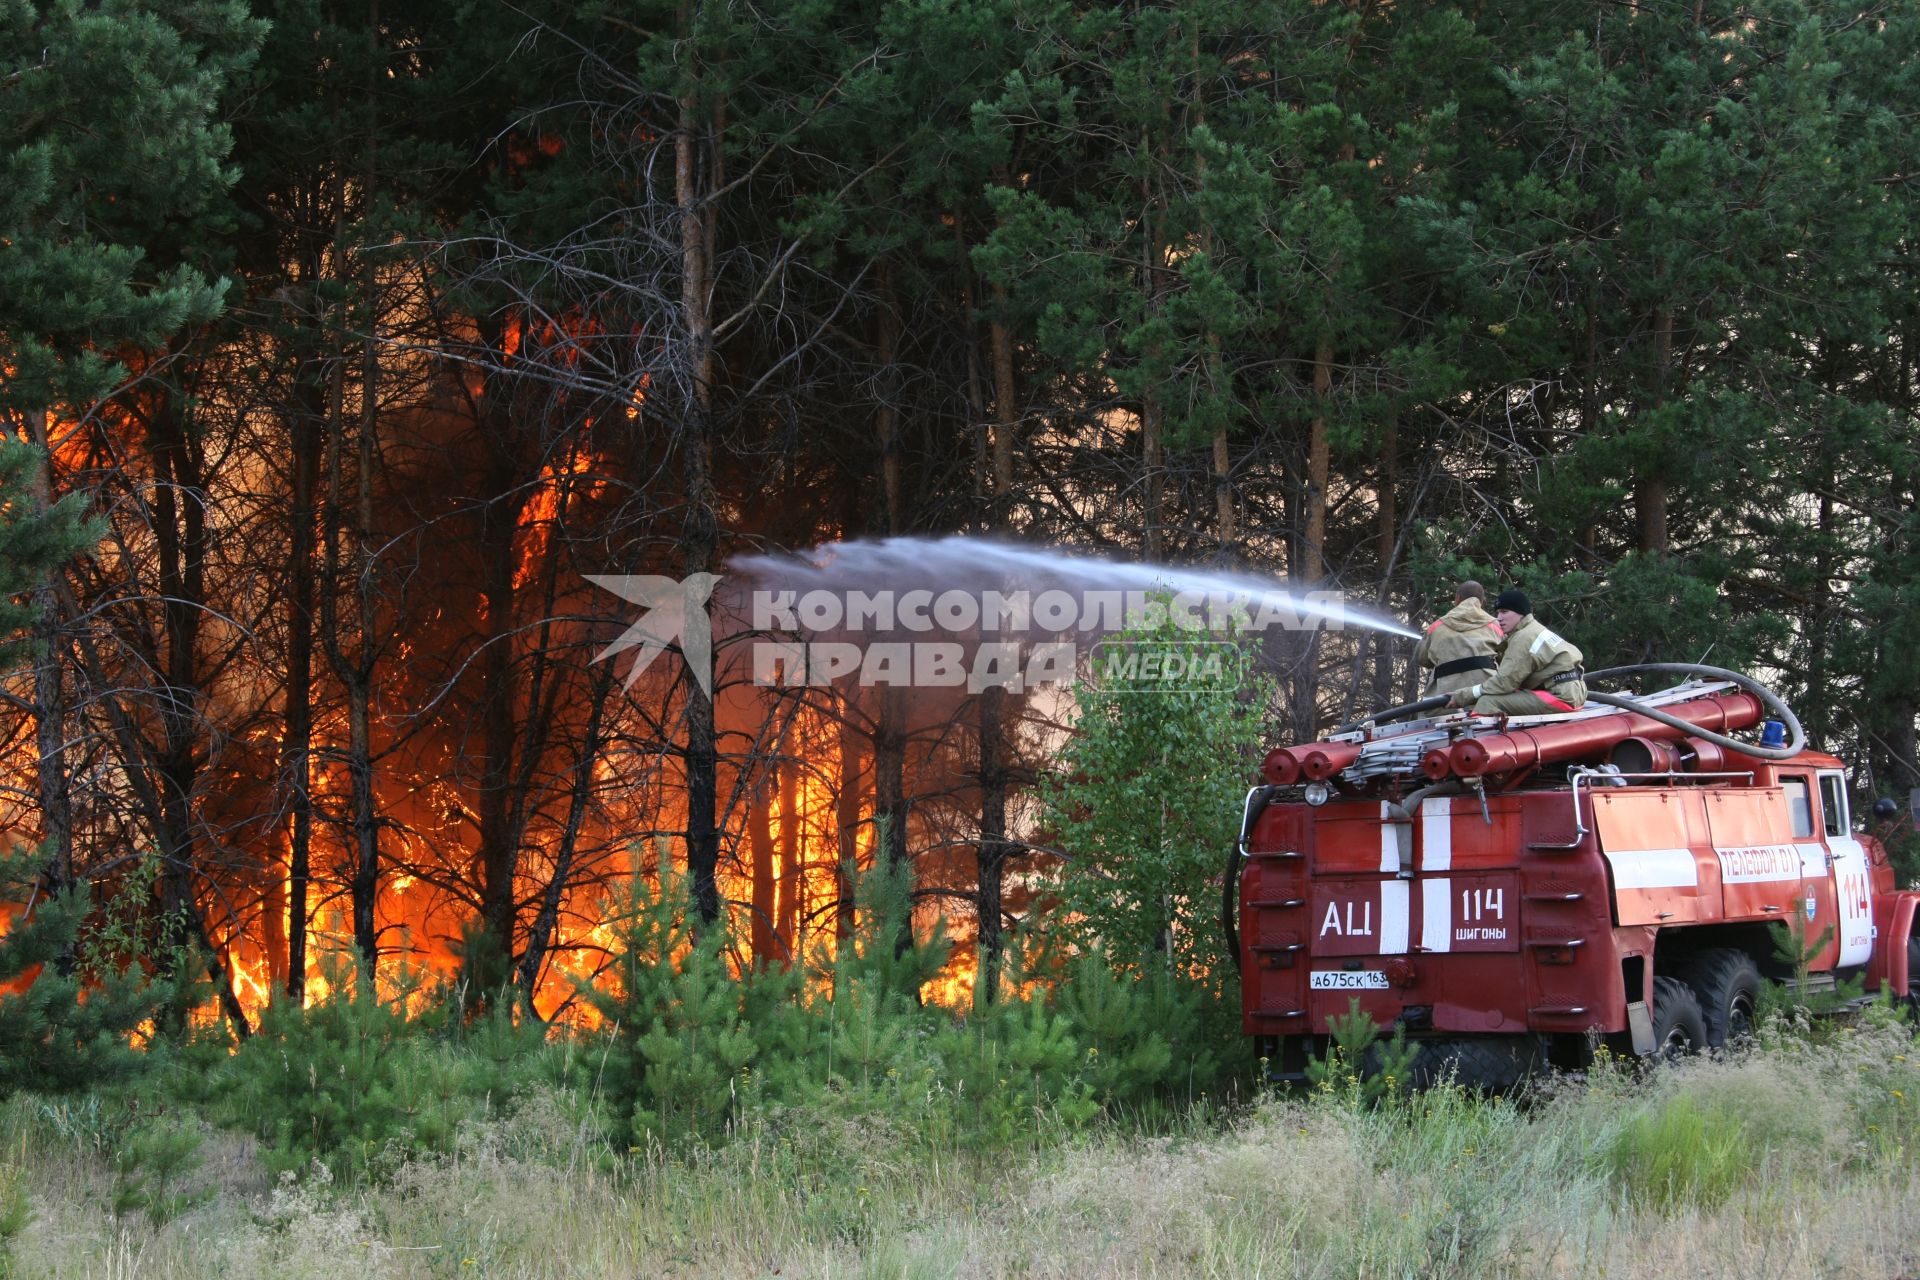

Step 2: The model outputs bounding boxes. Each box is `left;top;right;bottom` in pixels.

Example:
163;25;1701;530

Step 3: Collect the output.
282;389;321;1001
24;409;73;897
57;566;249;1034
140;392;249;1033
835;706;863;939
976;685;1009;996
677;0;722;925
320;275;390;978
977;268;1022;990
515;663;616;1003
776;753;799;957
148;395;203;941
475;444;521;969
346;0;386;981
748;778;777;968
874;687;908;872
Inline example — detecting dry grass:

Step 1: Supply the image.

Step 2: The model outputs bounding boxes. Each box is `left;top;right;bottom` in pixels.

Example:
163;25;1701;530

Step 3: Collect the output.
4;1016;1917;1280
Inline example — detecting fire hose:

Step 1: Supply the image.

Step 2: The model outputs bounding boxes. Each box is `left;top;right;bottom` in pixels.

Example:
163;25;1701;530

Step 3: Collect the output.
1582;662;1805;760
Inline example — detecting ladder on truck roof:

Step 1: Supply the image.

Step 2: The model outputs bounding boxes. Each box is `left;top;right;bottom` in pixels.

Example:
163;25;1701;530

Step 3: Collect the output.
1328;681;1739;784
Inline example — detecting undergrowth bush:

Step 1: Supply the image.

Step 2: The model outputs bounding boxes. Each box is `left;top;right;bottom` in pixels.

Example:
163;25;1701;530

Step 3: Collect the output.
0;846;196;1099
0;1156;27;1279
573;853;1247;1159
110;1114;210;1226
1601;1093;1749;1211
207;952;564;1179
1306;998;1418;1106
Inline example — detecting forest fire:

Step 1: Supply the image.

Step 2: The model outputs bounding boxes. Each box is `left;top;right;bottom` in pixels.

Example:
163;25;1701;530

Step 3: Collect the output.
7;4;1920;1272
150;660;996;1029
0;294;1018;1038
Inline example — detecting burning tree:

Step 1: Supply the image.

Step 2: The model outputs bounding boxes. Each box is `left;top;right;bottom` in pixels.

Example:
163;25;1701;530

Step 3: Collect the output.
0;0;264;1027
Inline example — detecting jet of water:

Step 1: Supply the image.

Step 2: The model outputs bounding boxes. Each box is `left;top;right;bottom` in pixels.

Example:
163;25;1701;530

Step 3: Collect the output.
729;536;1420;640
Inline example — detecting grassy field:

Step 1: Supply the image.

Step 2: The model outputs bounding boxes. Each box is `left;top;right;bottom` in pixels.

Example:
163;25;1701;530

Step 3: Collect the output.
3;1010;1916;1280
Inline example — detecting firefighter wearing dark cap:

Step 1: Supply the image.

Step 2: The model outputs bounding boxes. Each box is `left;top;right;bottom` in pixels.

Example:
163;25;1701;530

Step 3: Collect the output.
1449;589;1587;714
1413;580;1504;697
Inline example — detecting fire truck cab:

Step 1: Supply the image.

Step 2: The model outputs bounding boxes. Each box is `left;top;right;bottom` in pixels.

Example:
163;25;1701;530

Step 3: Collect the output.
1234;681;1920;1086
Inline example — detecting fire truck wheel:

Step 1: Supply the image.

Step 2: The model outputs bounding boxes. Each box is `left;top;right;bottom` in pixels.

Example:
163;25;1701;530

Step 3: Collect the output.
1676;949;1762;1049
1404;1038;1541;1092
1648;976;1707;1060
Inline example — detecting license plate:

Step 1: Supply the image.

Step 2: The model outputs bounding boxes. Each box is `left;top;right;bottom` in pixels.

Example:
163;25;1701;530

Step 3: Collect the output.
1310;970;1388;991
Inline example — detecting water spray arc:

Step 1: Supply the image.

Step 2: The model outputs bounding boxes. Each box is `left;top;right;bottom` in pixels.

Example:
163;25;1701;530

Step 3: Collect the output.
730;536;1420;642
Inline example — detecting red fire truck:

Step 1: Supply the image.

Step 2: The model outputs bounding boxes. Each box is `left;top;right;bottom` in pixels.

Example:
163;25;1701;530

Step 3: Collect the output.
1229;665;1920;1086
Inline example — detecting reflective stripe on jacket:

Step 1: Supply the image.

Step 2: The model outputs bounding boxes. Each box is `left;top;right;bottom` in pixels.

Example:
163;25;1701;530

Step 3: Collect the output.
1462;613;1583;702
1413;599;1503;696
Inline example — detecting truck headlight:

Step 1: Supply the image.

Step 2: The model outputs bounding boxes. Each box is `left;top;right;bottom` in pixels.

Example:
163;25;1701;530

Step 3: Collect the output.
1304;781;1332;807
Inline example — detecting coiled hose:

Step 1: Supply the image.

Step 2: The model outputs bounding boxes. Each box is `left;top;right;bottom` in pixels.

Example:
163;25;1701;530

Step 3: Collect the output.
1583;661;1805;760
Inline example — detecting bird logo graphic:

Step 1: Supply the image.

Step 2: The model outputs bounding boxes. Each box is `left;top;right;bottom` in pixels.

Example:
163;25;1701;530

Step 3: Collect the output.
586;572;722;696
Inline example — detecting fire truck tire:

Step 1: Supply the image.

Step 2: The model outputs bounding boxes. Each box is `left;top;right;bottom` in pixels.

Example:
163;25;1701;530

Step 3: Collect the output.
1676;949;1762;1049
1404;1038;1540;1091
1648;976;1707;1059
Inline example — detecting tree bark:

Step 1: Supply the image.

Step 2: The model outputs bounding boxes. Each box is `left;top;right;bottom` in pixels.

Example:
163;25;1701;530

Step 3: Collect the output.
23;409;73;896
1213;430;1235;554
282;387;320;1002
875;256;903;534
55;571;250;1034
874;688;907;871
320;280;385;980
1638;306;1674;556
1372;415;1398;707
678;0;722;924
988;288;1017;525
475;442;520;966
1285;340;1335;741
976;685;1009;996
834;707;862;939
515;664;615;1003
748;779;777;968
1141;180;1166;562
978;238;1022;993
1302;340;1333;584
775;753;799;957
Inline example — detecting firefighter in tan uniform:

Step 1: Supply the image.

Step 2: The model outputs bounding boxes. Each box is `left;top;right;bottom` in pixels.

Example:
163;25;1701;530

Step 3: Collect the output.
1450;589;1587;714
1413;581;1504;697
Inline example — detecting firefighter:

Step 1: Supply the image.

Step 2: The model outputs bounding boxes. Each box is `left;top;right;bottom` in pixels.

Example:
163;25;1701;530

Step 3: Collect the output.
1450;588;1587;714
1412;580;1504;697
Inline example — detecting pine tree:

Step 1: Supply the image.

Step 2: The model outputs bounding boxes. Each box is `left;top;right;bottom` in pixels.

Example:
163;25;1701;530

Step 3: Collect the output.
1409;0;1912;674
0;0;262;1053
0;848;190;1098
